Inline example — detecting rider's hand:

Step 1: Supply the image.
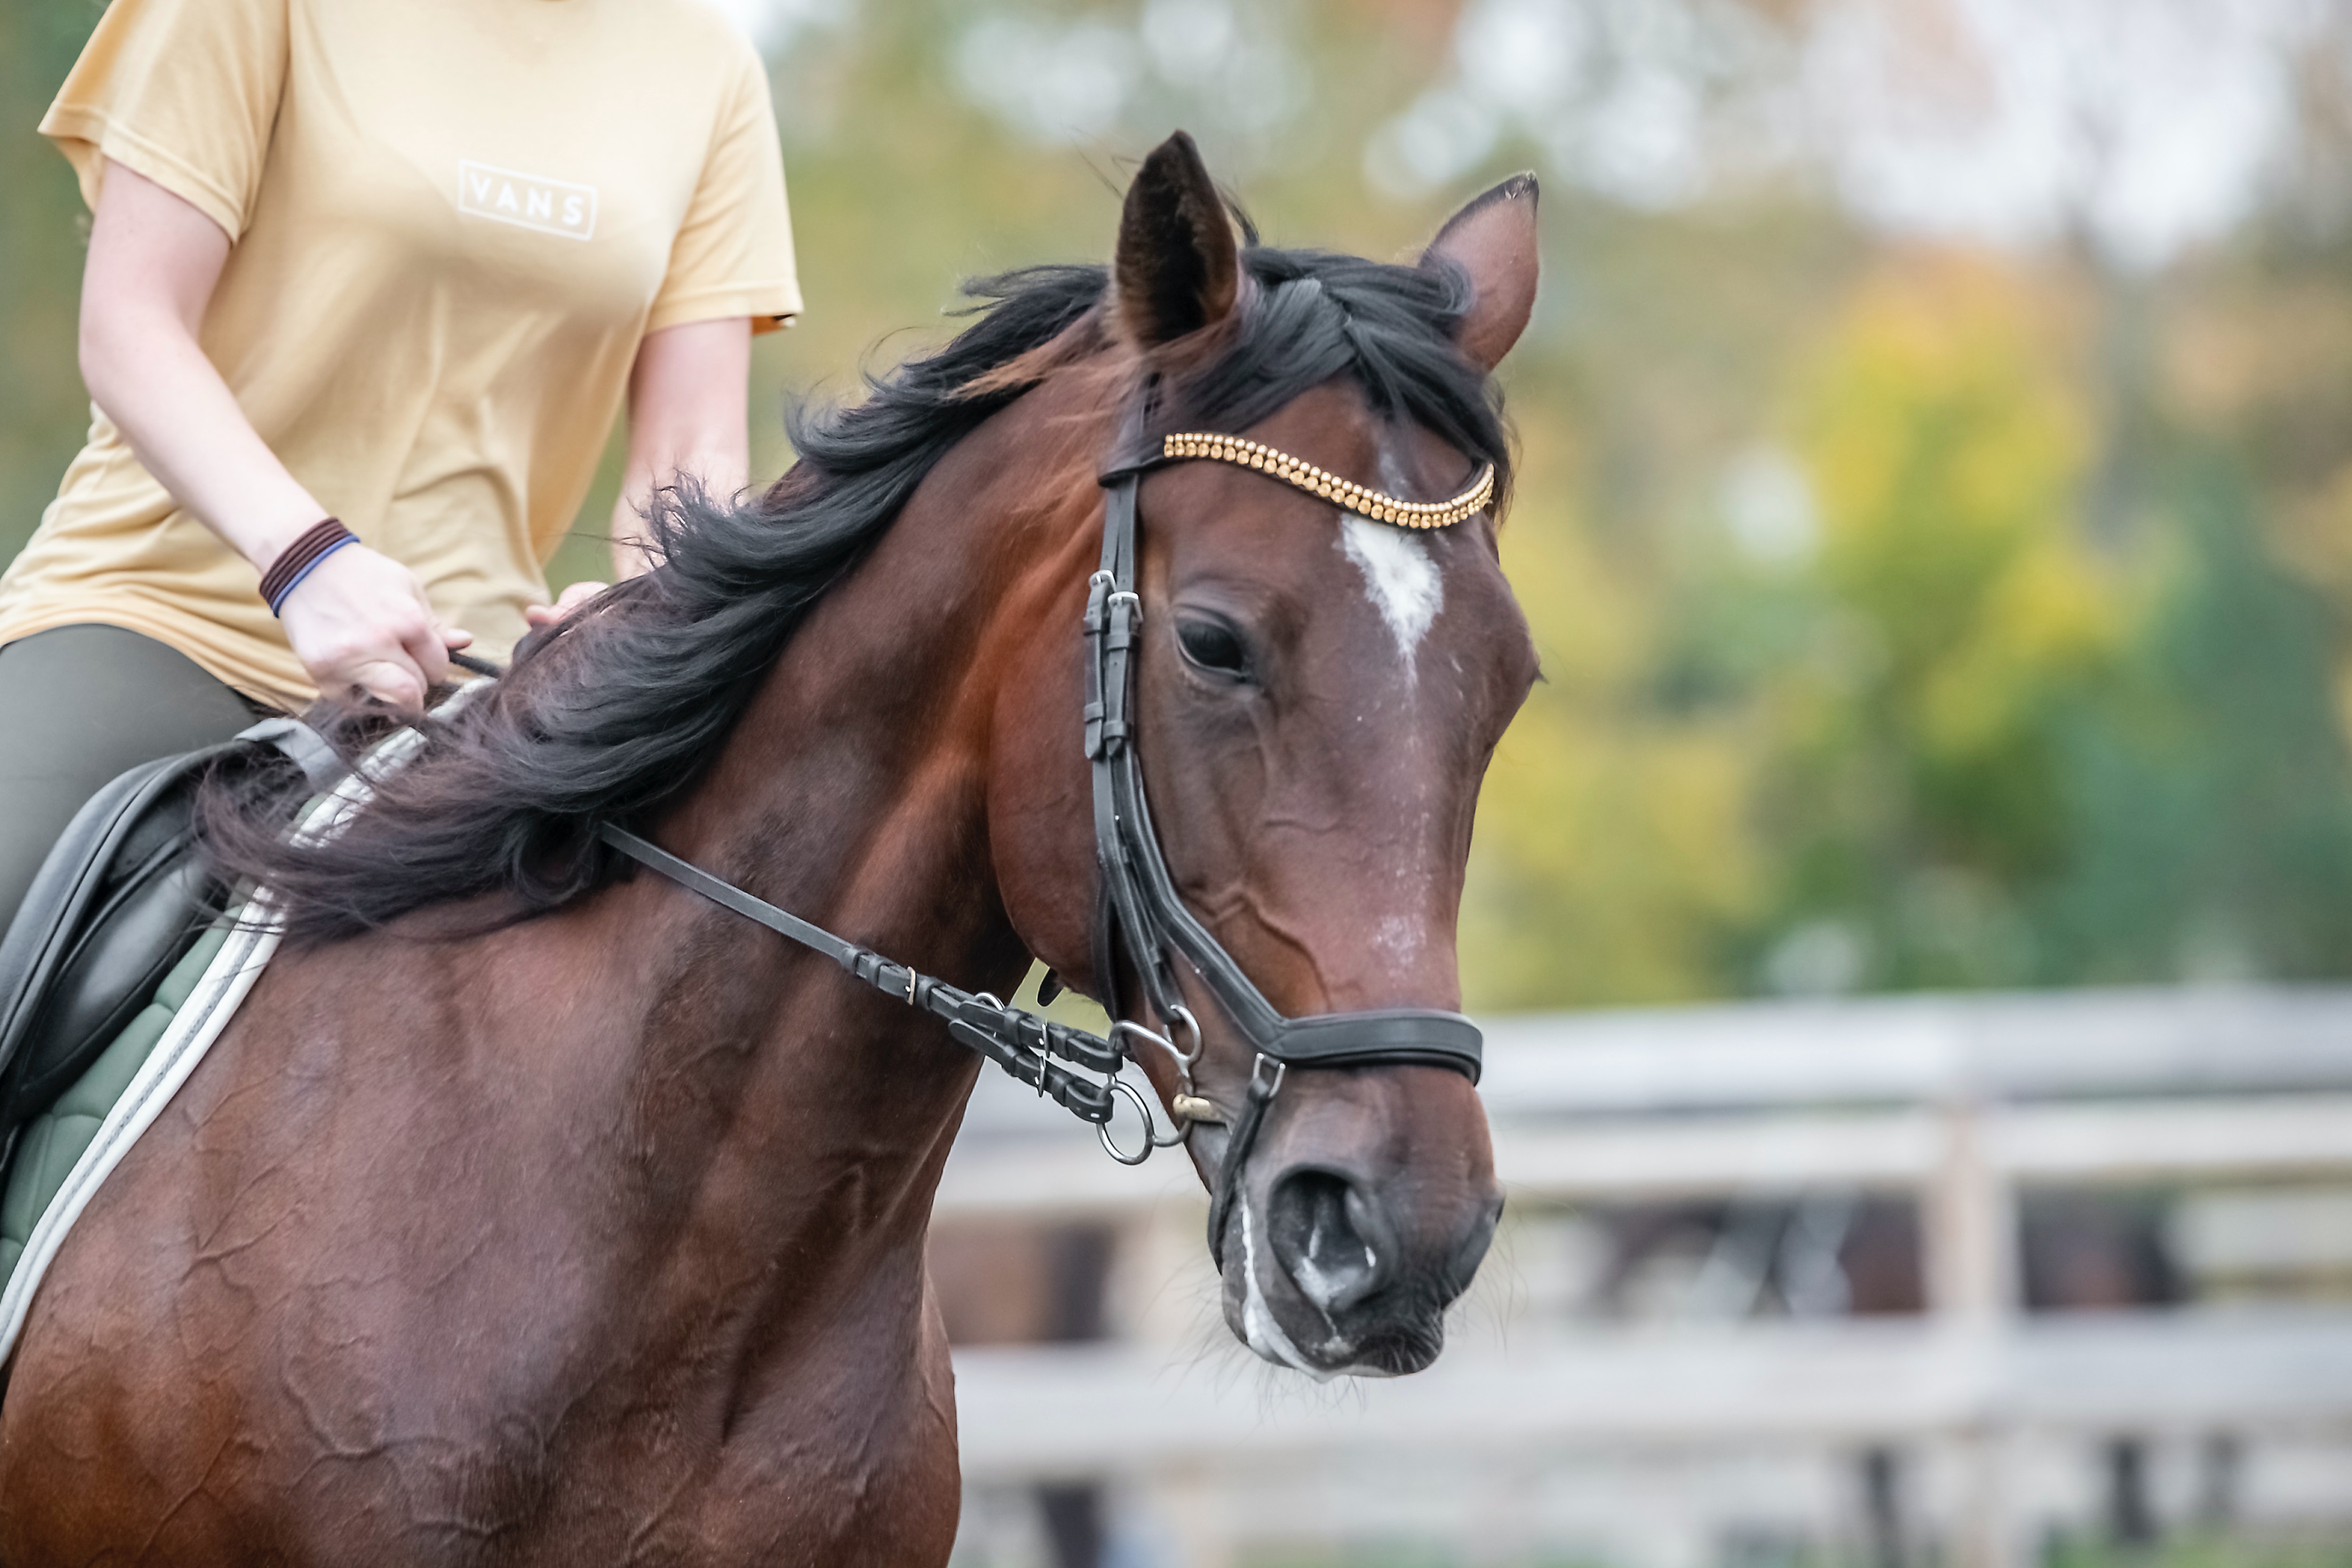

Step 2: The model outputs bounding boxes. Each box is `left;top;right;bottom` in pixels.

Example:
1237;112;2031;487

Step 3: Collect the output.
523;580;607;629
278;543;470;709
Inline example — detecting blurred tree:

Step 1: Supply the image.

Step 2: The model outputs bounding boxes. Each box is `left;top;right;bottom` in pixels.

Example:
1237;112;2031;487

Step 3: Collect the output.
0;0;106;562
1707;256;2352;994
1459;456;1759;1009
2040;457;2352;984
1752;256;2119;990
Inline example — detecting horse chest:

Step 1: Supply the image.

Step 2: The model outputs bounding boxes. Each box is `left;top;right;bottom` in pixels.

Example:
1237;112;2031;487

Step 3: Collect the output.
3;1293;958;1567
234;1263;961;1564
0;1026;964;1568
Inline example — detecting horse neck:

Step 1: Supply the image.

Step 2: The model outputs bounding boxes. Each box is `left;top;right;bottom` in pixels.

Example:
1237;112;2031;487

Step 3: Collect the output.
608;376;1115;1312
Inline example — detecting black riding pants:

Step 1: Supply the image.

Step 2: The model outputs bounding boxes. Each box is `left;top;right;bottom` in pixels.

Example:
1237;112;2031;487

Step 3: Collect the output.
0;625;262;933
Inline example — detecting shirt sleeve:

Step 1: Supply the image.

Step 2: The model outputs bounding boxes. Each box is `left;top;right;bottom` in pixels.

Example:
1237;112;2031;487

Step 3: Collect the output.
646;37;802;337
39;0;291;242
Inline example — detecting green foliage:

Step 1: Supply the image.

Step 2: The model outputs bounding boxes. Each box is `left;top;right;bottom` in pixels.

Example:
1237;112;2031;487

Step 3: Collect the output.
0;0;106;563
1459;472;1758;1008
1748;259;2123;989
2045;1531;2352;1568
1657;256;2352;995
2039;457;2352;983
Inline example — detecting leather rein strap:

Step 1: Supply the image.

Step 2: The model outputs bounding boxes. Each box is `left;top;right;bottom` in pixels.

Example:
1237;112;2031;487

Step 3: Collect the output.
599;825;1126;1127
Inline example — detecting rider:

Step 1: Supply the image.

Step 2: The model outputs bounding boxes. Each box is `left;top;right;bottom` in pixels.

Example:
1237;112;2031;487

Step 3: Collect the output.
0;0;800;926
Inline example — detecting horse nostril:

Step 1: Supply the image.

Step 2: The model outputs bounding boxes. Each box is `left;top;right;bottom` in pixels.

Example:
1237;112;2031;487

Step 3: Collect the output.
1267;1170;1385;1316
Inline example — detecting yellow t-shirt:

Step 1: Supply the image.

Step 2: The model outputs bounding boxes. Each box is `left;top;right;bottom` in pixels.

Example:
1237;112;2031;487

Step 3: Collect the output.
1;0;801;701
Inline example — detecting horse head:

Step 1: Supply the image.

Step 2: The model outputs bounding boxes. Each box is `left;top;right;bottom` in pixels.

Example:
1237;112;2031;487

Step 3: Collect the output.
994;134;1541;1378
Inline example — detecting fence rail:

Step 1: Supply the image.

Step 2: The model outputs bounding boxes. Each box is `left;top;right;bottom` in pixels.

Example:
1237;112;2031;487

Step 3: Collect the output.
938;987;2352;1568
954;1314;2352;1478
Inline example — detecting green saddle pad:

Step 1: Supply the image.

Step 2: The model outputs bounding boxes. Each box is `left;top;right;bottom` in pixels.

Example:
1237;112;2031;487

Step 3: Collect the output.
0;923;229;1294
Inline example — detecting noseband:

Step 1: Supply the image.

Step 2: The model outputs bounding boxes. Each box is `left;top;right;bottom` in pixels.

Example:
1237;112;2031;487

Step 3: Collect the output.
601;431;1487;1269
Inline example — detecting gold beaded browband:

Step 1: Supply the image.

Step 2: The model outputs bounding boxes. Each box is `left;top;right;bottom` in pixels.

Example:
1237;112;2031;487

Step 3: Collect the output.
1160;432;1494;531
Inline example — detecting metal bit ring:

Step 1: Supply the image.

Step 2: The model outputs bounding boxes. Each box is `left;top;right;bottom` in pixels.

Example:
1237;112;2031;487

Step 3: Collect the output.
1111;1018;1194;1093
1163;1004;1203;1068
1097;1078;1158;1166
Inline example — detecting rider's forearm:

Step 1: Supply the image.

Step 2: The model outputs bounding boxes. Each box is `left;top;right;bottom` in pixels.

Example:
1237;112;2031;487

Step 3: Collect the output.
77;161;458;706
78;160;327;579
609;317;752;581
81;318;327;574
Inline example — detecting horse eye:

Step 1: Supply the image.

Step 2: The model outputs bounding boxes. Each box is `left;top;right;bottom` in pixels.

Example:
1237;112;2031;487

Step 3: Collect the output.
1176;617;1251;678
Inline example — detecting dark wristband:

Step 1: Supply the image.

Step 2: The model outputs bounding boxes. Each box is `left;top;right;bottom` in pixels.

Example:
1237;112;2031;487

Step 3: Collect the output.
261;517;358;616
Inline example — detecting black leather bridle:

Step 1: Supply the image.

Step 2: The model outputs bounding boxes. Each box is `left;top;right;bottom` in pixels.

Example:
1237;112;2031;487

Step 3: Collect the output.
1083;465;1482;1261
600;452;1485;1265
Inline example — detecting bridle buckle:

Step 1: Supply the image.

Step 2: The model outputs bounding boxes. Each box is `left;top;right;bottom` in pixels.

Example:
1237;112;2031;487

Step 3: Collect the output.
1248;1053;1286;1100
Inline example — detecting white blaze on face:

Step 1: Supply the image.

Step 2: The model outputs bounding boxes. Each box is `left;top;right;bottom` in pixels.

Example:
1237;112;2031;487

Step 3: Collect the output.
1338;513;1443;669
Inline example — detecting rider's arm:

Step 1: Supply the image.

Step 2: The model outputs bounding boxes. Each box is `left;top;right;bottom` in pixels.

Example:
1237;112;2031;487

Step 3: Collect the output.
528;316;751;624
611;317;752;580
79;158;464;708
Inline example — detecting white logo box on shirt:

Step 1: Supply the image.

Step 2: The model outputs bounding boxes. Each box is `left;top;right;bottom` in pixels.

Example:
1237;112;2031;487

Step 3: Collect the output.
457;160;598;241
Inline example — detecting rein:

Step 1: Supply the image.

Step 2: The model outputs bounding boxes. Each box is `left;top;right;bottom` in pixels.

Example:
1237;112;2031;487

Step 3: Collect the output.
597;825;1144;1145
588;436;1487;1258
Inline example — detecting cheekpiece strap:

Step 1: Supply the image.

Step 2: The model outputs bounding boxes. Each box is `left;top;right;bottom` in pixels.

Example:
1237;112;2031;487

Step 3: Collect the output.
1085;478;1485;1085
1159;432;1494;530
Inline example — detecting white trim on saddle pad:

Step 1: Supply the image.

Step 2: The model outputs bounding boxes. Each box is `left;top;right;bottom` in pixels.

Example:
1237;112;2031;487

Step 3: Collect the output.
0;685;487;1366
0;907;284;1362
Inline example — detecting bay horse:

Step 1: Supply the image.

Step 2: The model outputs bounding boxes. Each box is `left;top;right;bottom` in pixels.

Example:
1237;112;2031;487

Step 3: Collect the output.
0;133;1540;1565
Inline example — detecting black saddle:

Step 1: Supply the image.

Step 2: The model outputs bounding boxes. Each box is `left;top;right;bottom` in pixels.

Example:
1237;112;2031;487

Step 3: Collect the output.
0;719;340;1142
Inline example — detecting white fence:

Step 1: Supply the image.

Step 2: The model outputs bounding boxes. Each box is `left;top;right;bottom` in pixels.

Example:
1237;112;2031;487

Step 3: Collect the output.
938;987;2352;1568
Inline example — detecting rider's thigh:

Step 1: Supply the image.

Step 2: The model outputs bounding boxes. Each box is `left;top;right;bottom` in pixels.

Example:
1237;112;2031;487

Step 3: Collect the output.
0;623;260;929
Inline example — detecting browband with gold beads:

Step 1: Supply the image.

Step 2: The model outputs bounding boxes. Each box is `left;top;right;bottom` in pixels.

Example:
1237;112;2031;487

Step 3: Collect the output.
1159;432;1494;530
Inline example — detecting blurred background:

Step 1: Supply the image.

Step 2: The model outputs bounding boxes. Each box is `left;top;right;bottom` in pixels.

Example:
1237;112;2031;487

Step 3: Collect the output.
8;0;2352;1563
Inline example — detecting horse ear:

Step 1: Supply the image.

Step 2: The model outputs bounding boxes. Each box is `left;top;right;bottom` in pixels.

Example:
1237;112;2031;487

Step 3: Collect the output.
1421;173;1541;373
1115;131;1240;348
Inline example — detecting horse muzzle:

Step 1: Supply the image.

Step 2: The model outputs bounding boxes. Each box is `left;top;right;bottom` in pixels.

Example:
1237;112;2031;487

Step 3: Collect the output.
1211;1067;1503;1379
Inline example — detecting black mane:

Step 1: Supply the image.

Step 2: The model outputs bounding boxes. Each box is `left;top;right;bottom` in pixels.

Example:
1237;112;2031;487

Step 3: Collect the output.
201;245;1512;942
